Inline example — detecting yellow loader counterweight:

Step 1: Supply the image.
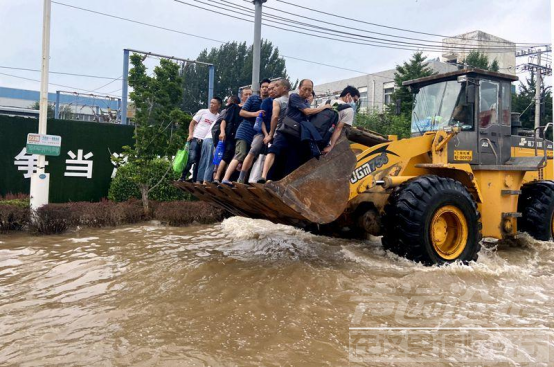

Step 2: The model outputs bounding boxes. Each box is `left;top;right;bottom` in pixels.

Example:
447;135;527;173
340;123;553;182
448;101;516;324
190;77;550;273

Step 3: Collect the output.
176;69;554;266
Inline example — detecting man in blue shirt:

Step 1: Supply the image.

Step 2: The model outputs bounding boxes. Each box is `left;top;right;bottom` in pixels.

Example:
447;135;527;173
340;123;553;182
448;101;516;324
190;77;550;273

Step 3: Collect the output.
221;78;270;185
258;79;331;182
236;80;277;183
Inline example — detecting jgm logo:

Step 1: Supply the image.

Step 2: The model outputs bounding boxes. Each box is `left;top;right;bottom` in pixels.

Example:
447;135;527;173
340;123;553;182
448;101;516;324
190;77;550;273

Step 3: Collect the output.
351;153;389;184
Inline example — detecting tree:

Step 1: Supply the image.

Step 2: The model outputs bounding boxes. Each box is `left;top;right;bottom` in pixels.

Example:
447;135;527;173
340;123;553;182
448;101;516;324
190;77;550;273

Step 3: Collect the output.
512;70;552;130
181;40;289;112
463;51;499;72
118;53;191;214
29;101;55;119
384;52;435;136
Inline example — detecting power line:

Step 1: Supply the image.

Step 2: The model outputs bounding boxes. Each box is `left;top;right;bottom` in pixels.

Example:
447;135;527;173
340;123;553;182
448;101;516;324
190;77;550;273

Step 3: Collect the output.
52;1;224;44
0;65;119;79
176;0;522;53
234;0;526;50
0;71;121;98
90;76;122;92
275;55;393;80
275;0;549;46
50;1;389;78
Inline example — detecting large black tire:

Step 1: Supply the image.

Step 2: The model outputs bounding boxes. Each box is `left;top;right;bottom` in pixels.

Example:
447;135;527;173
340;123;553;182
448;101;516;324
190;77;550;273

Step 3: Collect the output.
382;175;482;265
518;181;554;241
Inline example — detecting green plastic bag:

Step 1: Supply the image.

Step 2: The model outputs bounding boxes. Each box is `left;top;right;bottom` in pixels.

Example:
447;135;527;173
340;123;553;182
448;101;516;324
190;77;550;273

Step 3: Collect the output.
173;142;190;174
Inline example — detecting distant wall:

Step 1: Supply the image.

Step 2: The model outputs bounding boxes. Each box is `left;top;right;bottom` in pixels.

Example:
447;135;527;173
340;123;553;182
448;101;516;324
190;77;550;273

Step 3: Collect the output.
0;116;134;202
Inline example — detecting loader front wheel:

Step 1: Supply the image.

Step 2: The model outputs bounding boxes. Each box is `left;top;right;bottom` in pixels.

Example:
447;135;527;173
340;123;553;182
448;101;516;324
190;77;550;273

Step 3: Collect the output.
382;175;481;265
518;181;554;241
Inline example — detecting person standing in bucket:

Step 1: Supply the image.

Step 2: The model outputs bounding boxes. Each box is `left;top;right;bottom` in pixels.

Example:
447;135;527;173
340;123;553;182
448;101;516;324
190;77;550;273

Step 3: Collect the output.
236;80;278;183
322;86;360;155
221;78;270;186
257;79;331;183
179;97;221;182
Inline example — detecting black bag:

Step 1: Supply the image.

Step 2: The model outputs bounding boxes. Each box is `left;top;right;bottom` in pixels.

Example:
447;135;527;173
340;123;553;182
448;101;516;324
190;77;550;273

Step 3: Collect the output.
277;115;302;138
211;104;241;146
309;109;340;147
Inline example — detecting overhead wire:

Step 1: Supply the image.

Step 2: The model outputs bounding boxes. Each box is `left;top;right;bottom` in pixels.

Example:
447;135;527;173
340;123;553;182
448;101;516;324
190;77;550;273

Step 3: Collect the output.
0;71;121;98
175;0;520;53
50;1;392;78
232;0;525;50
90;76;123;92
274;0;549;46
0;65;119;79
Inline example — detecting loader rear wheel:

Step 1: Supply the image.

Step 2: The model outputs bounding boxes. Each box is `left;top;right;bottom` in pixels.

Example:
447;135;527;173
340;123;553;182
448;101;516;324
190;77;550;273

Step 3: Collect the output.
382;175;481;265
518;181;554;241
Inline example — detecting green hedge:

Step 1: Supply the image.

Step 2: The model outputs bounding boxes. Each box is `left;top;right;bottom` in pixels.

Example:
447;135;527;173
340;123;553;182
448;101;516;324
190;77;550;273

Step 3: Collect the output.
108;158;190;202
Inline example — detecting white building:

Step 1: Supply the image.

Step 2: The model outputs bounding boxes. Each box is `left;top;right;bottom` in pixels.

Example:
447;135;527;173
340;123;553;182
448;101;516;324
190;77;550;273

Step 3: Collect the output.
314;30;515;113
441;30;516;74
314;60;457;113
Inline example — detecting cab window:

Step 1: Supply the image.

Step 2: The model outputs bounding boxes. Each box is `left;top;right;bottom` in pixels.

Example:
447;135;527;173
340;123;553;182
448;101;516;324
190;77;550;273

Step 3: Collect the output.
479;80;499;128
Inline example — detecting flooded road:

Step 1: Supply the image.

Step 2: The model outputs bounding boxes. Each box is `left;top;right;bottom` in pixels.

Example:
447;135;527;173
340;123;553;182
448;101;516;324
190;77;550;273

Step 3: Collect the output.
0;217;553;366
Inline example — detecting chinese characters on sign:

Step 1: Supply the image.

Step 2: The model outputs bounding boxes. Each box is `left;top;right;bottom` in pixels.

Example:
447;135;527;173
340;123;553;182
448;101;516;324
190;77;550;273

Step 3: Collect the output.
14;148;49;178
110;152;128;178
64;150;94;179
13;147;128;180
14;147;95;179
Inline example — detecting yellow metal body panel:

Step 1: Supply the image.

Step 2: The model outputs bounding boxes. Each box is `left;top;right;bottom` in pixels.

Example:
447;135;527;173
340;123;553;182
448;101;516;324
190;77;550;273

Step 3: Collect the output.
348;134;435;201
473;171;524;239
512;147;554;182
347;131;552;240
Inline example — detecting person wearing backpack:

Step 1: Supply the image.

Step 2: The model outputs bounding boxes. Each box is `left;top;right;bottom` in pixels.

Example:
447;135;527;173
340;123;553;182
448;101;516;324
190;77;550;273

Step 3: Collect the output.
322;86;360;155
257;79;332;183
221;79;271;186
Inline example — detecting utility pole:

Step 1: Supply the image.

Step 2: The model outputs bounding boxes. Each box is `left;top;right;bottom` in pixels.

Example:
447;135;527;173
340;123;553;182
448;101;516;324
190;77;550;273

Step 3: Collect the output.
30;0;52;210
515;46;552;137
534;51;542;132
251;0;267;95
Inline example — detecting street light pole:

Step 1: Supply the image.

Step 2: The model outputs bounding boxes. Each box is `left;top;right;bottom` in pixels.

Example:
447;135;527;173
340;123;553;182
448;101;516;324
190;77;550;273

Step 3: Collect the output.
251;0;266;95
30;0;52;210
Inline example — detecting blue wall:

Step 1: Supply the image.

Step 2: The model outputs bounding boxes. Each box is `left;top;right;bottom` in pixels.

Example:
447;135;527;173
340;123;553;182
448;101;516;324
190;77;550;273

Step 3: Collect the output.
0;87;119;109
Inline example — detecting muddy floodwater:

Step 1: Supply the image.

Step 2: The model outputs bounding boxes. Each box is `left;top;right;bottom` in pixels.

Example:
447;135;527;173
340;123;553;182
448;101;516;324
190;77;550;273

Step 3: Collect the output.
0;217;553;366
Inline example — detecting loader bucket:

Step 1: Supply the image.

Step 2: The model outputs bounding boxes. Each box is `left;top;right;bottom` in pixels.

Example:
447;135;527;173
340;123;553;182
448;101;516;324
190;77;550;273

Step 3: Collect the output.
174;135;357;227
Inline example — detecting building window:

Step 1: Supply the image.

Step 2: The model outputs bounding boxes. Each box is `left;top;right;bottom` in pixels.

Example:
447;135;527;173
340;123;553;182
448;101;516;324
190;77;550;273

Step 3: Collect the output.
359;91;368;110
384;87;394;105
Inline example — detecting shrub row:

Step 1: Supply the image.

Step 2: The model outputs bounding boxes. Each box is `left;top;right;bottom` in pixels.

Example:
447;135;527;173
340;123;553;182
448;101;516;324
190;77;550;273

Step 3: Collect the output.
108;159;191;202
0;200;225;235
30;200;146;234
0;204;30;233
154;201;226;226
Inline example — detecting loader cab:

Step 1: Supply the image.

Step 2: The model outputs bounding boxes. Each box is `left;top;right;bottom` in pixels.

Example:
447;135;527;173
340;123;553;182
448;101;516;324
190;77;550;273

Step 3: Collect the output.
404;69;518;165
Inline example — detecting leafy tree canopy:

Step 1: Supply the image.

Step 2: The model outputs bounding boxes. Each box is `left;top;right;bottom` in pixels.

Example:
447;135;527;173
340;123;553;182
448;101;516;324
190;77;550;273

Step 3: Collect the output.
387;52;436;119
128;54;190;160
181;40;289;113
118;54;192;213
463;51;499;72
29;101;54;119
512;70;552;130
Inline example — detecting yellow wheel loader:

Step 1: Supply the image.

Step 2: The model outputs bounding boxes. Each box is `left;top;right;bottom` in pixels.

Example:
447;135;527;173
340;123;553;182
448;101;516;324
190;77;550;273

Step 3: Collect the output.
175;69;554;265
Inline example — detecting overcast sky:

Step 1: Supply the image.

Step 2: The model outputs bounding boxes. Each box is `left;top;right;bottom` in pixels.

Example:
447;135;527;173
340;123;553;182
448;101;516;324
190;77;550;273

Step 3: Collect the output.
0;0;551;99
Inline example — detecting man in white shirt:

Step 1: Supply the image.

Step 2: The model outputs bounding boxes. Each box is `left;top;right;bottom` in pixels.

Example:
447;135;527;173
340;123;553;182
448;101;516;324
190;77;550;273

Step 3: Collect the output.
179;97;222;181
322;86;359;155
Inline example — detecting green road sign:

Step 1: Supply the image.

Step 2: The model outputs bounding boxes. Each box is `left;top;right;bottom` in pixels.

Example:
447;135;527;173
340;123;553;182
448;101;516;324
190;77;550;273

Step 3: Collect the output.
26;144;61;156
26;133;62;156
